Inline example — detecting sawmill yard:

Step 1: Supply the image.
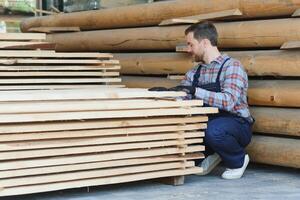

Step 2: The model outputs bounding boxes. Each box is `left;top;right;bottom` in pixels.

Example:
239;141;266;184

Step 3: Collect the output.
0;0;299;199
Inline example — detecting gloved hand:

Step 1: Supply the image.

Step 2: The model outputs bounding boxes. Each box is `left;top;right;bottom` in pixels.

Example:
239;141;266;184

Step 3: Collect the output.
148;87;169;91
169;85;196;95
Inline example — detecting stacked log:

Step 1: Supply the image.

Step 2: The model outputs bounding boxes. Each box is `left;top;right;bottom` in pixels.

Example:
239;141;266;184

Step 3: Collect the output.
0;88;217;196
20;0;300;169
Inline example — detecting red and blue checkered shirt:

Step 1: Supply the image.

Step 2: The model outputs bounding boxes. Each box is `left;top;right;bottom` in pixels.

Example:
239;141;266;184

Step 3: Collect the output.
181;54;251;119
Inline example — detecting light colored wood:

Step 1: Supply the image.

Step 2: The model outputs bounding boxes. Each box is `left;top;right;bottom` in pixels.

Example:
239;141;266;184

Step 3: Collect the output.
28;26;81;33
116;50;300;76
159;9;242;26
247;135;300;168
0;131;203;151
0;107;216;123
0;116;208;134
0;50;113;58
122;76;180;88
250;107;300;137
0;71;119;77
0;162;195;188
0;139;203;160
0;99;203;114
0;88;186;101
0;133;202;153
0;65;121;71
0;124;204;141
168;75;185;80
0;154;203;178
0;78;121;84
47;18;300;51
280;41;300;49
292;8;300;17
0;33;46;40
0;58;119;65
21;0;300;32
248;80;300;107
0;167;201;196
0;42;55;49
0;85;125;91
0;146;202;170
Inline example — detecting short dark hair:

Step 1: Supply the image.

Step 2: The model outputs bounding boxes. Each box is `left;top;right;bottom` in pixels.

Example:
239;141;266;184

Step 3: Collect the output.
185;21;218;46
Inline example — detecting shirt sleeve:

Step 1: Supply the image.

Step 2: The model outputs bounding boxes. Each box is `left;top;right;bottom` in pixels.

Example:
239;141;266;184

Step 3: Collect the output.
194;61;248;112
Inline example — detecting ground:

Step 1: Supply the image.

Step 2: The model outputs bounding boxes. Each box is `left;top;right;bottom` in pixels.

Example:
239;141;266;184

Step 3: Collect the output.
3;163;300;200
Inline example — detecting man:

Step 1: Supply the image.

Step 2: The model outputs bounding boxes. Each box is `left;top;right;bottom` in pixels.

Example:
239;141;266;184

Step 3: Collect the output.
150;21;253;179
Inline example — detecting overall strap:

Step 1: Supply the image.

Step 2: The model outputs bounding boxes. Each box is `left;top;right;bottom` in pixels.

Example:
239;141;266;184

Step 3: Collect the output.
192;64;202;87
216;57;231;83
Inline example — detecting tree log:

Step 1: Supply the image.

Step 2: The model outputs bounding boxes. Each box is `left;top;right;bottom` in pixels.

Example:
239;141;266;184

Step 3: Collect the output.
115;50;300;76
47;18;300;52
21;0;300;32
251;107;300;137
247;135;300;168
248;80;300;107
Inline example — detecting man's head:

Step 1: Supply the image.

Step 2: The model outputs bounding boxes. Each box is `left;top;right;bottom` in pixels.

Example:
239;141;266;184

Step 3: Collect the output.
185;21;218;62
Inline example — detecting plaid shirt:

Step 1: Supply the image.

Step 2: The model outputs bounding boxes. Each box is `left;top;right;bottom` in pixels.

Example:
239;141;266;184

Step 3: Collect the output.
181;54;251;120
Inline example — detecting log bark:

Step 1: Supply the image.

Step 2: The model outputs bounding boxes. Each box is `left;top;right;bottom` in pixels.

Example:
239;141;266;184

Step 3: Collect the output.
21;0;300;32
115;50;300;76
47;18;300;52
251;107;300;137
247;135;300;168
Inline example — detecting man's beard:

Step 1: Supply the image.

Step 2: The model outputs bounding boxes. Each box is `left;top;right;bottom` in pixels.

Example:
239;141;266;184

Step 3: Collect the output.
193;54;203;62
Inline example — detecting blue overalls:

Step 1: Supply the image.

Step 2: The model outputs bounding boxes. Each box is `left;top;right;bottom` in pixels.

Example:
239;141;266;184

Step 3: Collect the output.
193;58;253;169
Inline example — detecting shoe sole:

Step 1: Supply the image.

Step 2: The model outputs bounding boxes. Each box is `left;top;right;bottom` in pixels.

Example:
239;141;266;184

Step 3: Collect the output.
195;157;221;176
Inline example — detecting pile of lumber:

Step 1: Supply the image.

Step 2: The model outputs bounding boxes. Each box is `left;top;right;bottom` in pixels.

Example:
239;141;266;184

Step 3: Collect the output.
0;88;217;196
0;33;121;90
20;0;300;168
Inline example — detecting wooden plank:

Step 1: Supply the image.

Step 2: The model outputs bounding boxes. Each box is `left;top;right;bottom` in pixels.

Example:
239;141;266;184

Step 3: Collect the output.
0;154;204;178
159;9;242;26
0;33;46;41
0;71;120;77
0;162;195;188
0;59;120;65
0;99;203;114
0;167;201;196
0;139;203;160
0;50;113;58
0;88;186;101
292;8;300;17
0;146;202;170
0;65;121;71
0;42;56;50
0;107;217;123
0;124;205;141
0;78;121;84
0;85;125;91
168;75;185;80
280;41;300;49
176;44;189;52
28;26;81;33
0;131;203;151
0;116;208;134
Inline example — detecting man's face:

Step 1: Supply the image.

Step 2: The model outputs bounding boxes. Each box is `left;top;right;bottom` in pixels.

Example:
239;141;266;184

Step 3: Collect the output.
186;32;205;62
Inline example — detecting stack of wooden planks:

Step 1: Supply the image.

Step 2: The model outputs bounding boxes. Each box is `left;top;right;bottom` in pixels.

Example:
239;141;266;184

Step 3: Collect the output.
0;33;121;90
0;88;217;196
19;0;300;168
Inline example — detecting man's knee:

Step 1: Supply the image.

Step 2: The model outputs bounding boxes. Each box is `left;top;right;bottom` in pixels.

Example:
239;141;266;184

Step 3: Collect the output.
205;126;227;148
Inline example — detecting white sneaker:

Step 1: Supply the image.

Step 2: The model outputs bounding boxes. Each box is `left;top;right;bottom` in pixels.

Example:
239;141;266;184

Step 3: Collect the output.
221;154;250;179
196;153;221;175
